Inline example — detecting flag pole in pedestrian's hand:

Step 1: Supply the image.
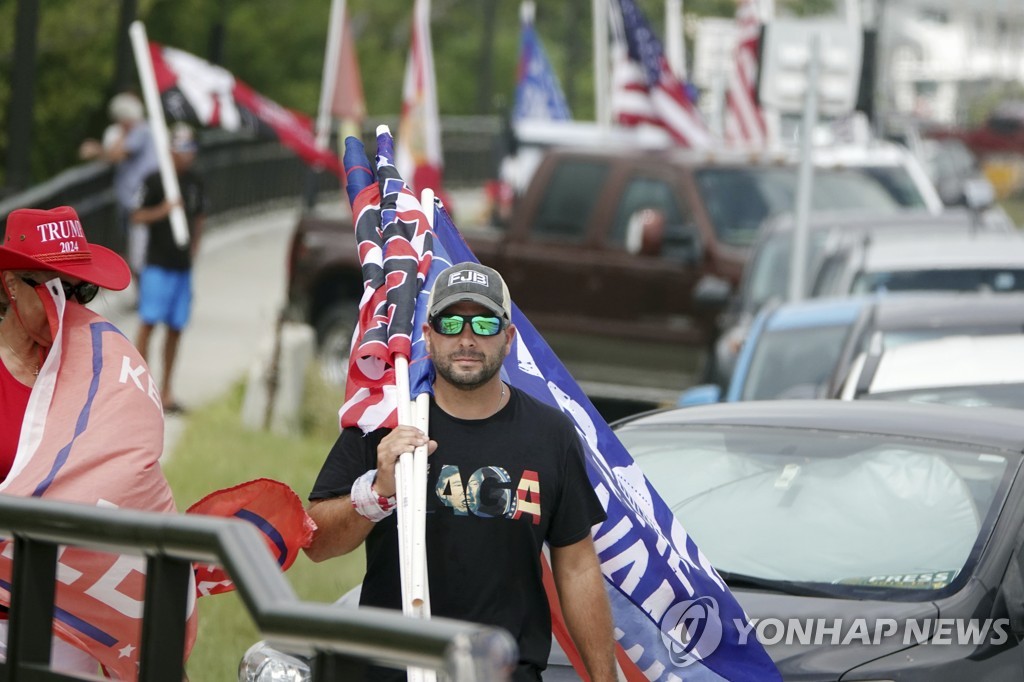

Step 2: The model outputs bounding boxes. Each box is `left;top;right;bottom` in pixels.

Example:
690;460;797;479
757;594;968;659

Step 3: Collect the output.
411;187;436;616
128;21;190;248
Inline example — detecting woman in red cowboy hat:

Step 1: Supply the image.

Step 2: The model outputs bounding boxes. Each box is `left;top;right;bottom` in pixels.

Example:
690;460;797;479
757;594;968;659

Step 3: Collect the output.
0;205;195;678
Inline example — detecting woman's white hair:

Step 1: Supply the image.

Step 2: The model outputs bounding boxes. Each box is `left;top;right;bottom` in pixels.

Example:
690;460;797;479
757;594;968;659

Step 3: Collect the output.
108;93;144;123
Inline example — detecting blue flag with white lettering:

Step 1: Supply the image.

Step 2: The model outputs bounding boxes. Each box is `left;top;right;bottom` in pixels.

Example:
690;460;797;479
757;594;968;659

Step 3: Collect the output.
512;15;571;122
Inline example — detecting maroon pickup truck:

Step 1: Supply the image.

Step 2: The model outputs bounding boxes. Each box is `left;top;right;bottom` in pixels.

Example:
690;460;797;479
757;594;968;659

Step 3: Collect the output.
286;145;927;409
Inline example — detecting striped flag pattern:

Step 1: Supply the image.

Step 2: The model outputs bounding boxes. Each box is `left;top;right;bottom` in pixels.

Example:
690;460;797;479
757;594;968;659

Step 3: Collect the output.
610;0;714;149
338;131;448;433
724;0;769;147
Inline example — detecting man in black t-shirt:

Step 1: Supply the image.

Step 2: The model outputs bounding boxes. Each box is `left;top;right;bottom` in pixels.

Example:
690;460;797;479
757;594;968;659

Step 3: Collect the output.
131;123;206;414
306;262;617;682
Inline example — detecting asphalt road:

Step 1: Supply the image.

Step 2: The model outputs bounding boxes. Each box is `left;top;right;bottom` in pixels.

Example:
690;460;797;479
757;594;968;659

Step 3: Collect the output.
89;206;298;458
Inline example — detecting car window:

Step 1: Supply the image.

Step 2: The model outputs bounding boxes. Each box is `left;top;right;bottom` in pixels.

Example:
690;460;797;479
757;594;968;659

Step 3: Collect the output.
743;232;828;311
857;166;928;209
695;168;899;248
864;384;1024;410
533;160;610;241
617;424;1011;595
741;323;851;400
810;251;849;297
852;269;1024;294
883;325;1023;349
608;176;698;259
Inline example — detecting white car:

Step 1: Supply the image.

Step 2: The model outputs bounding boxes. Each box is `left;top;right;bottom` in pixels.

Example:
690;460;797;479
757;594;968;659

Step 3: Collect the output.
811;231;1024;299
839;333;1024;408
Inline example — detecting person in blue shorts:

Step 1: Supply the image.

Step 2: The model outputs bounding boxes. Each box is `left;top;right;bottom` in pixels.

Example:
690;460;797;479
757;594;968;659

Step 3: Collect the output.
132;123;206;414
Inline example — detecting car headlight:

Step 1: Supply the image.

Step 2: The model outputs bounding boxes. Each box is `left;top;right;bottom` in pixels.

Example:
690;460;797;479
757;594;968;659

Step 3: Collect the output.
238;641;311;682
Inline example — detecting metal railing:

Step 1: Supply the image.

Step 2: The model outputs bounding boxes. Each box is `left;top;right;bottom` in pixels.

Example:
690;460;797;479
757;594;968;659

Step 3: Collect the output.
0;494;516;681
0;116;503;256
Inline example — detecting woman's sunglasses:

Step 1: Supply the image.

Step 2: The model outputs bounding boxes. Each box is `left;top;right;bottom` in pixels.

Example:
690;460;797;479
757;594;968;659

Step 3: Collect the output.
20;276;99;304
429;314;505;337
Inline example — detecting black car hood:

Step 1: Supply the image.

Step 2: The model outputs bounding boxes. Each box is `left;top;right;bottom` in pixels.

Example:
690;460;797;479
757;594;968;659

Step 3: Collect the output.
733;589;938;680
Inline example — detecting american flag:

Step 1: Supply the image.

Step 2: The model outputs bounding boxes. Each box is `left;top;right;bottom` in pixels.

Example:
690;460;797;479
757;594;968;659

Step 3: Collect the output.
149;41;345;178
724;0;769;147
610;0;714;149
339;131;451;433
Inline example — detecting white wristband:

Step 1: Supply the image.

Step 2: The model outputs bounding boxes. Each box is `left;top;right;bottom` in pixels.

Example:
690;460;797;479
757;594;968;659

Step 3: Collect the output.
351;469;396;522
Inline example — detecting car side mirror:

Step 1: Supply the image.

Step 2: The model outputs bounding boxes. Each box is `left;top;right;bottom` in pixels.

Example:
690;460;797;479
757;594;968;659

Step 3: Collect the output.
963;177;996;211
693;274;732;312
626;208;666;257
677;384;722;407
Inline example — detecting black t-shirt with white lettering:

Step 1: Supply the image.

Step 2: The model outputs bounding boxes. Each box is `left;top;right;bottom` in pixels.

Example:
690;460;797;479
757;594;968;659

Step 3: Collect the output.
309;386;606;678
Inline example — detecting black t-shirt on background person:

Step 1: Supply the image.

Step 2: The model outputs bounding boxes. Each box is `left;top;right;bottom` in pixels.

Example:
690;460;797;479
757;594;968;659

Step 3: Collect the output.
137;169;205;271
310;386;607;680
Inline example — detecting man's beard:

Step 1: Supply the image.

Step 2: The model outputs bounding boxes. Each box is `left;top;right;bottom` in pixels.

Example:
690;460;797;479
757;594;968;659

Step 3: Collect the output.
433;347;504;390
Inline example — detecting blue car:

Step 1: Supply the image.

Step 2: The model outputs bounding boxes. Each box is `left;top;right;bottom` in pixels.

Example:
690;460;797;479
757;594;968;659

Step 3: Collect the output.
682;297;869;406
682;291;1024;406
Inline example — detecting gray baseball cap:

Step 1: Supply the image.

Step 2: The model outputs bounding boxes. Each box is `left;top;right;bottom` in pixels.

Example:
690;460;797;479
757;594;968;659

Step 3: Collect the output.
428;262;512;321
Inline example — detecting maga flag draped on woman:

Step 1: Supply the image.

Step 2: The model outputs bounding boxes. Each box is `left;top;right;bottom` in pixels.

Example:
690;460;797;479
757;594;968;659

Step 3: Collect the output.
339;131;779;680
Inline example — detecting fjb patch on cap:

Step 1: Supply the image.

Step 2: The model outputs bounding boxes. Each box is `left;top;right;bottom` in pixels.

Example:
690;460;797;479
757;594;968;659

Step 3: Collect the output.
448;269;489;287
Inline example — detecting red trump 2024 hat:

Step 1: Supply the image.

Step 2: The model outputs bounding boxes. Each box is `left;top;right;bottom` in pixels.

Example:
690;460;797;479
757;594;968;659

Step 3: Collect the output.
0;206;131;291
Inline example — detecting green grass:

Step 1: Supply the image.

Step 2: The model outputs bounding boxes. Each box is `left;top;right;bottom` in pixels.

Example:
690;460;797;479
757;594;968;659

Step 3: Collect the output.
162;367;365;681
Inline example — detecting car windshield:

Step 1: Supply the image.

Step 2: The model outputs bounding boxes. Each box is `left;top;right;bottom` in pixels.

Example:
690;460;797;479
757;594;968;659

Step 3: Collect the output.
852;269;1024;294
695;167;900;247
741;324;851;400
864;383;1024;410
857;165;929;209
742;233;829;312
884;325;1023;349
617;424;1014;596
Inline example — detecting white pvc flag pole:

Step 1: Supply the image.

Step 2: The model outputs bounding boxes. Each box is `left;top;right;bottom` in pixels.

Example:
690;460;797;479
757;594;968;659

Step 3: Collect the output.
411;186;436;618
128;21;190;248
395;354;432;682
394;354;415;617
314;0;346;151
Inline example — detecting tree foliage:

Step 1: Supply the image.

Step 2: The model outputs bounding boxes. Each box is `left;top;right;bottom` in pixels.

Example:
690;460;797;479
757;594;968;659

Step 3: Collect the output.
1;0;866;189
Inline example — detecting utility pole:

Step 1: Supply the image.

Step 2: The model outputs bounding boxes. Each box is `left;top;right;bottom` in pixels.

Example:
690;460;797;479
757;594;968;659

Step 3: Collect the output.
114;0;139;92
5;0;39;194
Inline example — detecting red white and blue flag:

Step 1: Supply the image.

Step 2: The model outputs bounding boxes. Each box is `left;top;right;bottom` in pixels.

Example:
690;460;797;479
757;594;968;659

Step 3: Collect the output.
148;41;345;178
724;0;769;148
610;0;714;149
338;130;454;433
340;132;779;680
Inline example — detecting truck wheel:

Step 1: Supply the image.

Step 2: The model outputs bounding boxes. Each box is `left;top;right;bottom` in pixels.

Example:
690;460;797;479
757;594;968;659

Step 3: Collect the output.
315;303;356;387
